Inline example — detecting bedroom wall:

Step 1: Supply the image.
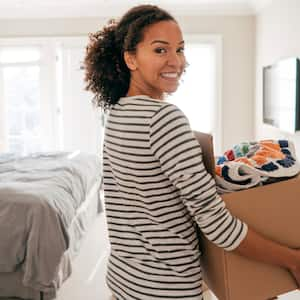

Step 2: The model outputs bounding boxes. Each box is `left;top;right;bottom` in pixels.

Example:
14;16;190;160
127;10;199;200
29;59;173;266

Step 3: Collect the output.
255;0;300;156
0;14;255;152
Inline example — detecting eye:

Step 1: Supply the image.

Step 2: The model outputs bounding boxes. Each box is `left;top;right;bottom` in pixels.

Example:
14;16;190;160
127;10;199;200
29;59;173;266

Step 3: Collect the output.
154;47;167;54
177;47;185;54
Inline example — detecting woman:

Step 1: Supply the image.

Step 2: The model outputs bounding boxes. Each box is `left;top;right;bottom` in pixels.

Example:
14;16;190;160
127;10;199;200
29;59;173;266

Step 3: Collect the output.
84;5;300;300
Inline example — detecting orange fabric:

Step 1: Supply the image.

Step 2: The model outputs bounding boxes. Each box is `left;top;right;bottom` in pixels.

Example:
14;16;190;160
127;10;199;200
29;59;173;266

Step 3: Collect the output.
251;155;268;166
235;157;254;166
256;148;285;159
215;165;222;177
260;141;281;151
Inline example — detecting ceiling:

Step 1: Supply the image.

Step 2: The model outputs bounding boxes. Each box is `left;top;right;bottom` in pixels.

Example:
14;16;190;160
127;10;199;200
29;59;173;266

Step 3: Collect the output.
0;0;273;19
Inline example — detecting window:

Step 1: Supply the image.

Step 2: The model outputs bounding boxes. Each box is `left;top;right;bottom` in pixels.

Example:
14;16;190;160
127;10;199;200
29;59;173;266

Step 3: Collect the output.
1;47;42;154
0;37;102;155
169;35;222;154
0;36;221;155
0;40;59;155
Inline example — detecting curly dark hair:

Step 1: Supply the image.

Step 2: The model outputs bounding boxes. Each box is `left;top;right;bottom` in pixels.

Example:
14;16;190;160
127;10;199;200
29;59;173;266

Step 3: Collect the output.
83;5;176;110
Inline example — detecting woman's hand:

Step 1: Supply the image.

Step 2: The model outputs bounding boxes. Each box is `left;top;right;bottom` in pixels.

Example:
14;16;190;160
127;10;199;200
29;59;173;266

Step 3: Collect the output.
234;227;300;288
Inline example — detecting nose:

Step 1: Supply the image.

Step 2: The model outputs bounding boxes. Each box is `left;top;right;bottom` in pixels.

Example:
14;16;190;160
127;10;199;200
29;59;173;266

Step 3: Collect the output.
167;51;184;68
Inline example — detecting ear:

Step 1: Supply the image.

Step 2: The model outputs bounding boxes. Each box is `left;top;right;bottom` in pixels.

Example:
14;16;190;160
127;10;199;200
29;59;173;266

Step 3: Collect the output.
124;51;137;71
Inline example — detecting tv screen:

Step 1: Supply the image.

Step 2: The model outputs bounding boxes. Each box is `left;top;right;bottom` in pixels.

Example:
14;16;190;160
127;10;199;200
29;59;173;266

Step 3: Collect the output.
263;57;300;133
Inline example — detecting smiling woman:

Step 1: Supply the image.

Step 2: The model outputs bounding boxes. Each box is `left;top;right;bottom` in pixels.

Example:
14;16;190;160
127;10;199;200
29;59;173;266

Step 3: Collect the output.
83;4;300;300
83;5;248;300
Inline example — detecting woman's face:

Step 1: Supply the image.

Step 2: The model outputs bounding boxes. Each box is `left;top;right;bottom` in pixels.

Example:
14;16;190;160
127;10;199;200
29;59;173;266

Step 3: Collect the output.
125;20;186;99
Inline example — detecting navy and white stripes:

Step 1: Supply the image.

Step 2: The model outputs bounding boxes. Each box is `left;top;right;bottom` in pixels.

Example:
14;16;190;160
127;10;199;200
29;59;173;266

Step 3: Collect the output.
103;95;248;300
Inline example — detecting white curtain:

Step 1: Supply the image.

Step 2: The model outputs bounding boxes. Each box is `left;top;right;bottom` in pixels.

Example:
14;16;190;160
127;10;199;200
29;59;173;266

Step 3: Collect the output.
0;95;8;152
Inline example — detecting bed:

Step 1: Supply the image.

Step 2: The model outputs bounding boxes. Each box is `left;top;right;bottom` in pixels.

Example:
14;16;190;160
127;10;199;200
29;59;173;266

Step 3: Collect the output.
0;151;102;300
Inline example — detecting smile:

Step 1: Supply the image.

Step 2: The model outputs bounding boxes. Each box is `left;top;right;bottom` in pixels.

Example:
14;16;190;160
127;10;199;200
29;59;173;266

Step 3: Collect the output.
160;72;179;79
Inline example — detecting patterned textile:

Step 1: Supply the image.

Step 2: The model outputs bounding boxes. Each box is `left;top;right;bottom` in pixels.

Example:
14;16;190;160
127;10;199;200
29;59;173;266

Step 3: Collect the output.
215;140;300;193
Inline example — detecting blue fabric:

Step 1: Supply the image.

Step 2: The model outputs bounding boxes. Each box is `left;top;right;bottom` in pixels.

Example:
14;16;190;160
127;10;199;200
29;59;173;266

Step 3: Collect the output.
261;162;278;172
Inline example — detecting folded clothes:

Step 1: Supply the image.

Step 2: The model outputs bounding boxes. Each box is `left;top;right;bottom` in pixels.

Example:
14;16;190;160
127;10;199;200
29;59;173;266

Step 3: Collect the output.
215;140;300;193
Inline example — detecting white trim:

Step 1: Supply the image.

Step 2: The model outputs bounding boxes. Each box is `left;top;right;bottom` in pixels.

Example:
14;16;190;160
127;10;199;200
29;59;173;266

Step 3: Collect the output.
0;61;40;67
0;65;7;152
183;34;223;155
0;2;258;19
55;46;64;150
0;36;87;45
40;42;58;150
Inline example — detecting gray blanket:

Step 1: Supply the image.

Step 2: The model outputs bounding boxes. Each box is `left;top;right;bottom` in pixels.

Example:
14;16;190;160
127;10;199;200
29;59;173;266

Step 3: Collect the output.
0;151;101;293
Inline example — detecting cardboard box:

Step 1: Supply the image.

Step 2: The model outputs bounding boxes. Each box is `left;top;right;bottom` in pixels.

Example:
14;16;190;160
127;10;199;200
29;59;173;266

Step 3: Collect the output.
193;131;300;300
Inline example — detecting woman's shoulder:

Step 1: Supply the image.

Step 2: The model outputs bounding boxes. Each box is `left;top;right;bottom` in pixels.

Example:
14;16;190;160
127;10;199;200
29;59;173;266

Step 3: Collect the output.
117;95;180;111
149;101;189;128
114;95;186;120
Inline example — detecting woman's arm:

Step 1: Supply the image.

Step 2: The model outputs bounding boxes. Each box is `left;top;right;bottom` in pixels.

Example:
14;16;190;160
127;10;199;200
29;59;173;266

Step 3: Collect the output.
149;103;300;286
234;227;300;286
149;104;248;250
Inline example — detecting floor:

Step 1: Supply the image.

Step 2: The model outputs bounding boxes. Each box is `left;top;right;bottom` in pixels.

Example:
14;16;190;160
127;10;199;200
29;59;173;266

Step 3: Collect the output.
57;212;111;300
56;213;300;300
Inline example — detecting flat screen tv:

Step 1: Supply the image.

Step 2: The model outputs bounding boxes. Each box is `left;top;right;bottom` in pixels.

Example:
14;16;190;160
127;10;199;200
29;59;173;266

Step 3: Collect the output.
263;57;300;133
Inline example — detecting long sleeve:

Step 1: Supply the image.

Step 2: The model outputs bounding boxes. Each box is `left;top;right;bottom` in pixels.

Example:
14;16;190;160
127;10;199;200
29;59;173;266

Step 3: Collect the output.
149;103;248;251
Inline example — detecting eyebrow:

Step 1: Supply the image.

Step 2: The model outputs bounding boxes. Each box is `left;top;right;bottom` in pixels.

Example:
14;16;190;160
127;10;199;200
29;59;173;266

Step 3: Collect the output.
150;40;185;45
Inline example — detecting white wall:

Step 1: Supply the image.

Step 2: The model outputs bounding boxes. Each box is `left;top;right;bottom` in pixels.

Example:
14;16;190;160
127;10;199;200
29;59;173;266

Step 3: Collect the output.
255;0;300;156
0;14;255;152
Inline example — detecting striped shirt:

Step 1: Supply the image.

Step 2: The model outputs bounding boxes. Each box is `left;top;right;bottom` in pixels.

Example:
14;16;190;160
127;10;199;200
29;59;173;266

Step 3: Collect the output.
103;95;248;300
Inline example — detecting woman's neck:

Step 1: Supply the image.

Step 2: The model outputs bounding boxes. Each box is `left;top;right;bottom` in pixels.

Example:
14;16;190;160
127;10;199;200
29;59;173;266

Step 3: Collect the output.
126;81;163;100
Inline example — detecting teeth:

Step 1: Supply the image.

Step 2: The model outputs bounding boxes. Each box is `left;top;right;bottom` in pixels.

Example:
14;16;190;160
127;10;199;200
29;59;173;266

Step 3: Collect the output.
161;73;178;78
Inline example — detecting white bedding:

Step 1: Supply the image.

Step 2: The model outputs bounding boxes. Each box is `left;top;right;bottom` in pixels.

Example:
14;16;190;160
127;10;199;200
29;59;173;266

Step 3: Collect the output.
0;151;101;297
